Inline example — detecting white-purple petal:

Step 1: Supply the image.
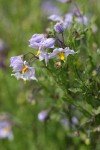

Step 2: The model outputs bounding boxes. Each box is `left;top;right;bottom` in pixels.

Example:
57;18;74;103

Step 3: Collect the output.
0;120;13;140
29;34;44;43
48;47;77;59
54;22;64;33
29;34;44;49
11;66;37;81
48;14;62;22
57;0;71;3
76;15;88;25
10;56;23;72
38;50;49;66
41;38;56;49
38;110;48;121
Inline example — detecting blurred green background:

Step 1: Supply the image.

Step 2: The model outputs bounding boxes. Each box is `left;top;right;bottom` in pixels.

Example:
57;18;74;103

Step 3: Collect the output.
0;0;100;149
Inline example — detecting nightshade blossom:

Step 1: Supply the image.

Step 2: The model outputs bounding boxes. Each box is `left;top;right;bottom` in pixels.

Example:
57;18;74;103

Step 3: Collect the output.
63;13;73;29
76;15;88;25
54;22;64;33
41;1;60;16
38;110;49;121
48;13;73;30
49;47;77;60
29;35;56;50
0;120;13;140
29;36;55;65
10;56;37;81
57;0;71;3
48;14;62;22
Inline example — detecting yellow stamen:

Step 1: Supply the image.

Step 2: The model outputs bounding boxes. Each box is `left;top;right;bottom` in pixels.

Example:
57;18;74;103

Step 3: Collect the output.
4;127;10;132
22;66;28;74
36;50;41;56
58;52;65;60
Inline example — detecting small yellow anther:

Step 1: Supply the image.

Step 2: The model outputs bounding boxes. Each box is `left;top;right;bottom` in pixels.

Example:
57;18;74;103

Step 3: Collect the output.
22;66;28;74
36;50;41;56
58;52;65;60
4;127;10;132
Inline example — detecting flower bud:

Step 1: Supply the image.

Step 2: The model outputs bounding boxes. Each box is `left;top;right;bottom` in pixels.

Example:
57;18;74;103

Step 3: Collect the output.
38;110;49;122
54;22;64;33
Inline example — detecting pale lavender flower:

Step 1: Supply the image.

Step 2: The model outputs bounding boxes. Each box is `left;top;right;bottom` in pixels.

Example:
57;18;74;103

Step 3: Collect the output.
76;15;88;25
91;24;98;33
49;47;77;60
57;0;71;3
41;1;60;16
10;56;37;81
29;34;44;49
29;37;56;65
48;13;73;30
71;116;78;128
54;22;64;33
63;13;73;29
38;110;49;122
29;34;56;50
0;39;7;52
36;38;56;65
61;118;69;129
64;13;73;24
48;14;62;22
10;56;24;72
40;38;56;49
0;120;13;140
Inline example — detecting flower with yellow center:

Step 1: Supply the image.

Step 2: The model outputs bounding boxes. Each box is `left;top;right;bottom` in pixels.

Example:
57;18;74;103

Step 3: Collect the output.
49;47;77;61
22;66;28;74
36;50;41;56
3;127;10;132
58;52;65;60
10;56;37;81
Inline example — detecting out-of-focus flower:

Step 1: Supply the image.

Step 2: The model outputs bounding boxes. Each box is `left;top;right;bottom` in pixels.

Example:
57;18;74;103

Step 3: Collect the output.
64;13;73;24
41;1;60;16
91;24;98;33
49;47;77;60
48;14;62;22
38;110;49;122
71;116;78;128
72;116;78;125
54;22;64;33
61;118;69;128
63;13;73;29
0;39;9;69
57;0;72;3
10;56;37;81
0;39;7;52
0;114;13;141
76;15;88;25
48;13;73;30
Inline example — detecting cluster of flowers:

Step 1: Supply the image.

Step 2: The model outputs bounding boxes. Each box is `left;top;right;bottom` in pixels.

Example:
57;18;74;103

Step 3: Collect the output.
10;33;76;81
10;0;87;81
48;7;88;33
0;114;13;140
